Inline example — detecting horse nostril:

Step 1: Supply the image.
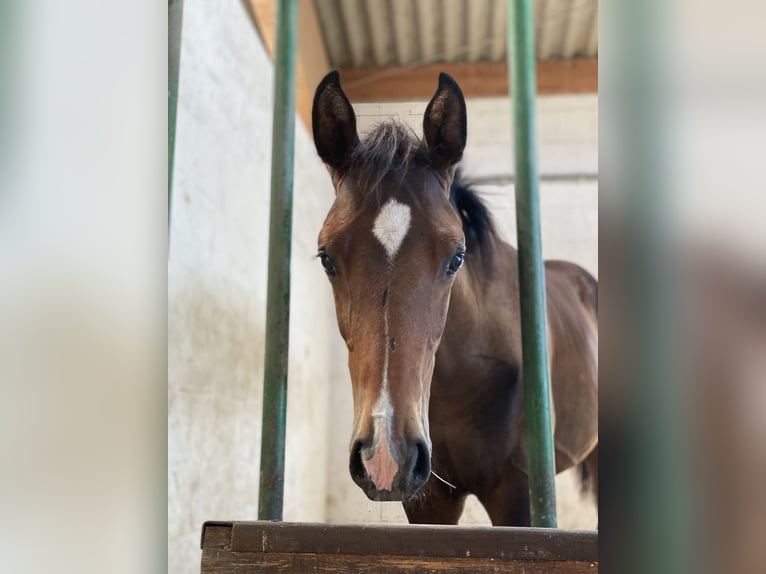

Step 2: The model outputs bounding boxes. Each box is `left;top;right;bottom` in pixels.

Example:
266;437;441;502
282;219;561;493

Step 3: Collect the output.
349;440;366;480
412;440;431;482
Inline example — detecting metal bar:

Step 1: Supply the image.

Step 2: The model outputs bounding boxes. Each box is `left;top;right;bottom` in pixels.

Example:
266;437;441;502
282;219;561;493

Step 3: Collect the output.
258;0;299;522
621;2;691;572
507;0;558;527
469;172;599;186
168;0;184;227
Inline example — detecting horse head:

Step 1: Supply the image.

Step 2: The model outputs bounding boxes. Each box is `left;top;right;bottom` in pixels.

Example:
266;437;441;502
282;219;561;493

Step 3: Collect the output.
312;71;467;501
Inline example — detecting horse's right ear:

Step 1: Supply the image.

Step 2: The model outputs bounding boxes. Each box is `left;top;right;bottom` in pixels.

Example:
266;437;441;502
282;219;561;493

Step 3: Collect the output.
312;71;359;175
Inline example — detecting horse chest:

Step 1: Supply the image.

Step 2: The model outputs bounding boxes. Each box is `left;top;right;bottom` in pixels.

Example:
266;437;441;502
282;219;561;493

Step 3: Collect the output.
428;366;523;488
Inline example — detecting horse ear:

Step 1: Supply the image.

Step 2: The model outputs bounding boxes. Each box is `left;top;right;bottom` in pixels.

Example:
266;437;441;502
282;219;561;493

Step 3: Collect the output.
423;73;467;170
312;71;359;175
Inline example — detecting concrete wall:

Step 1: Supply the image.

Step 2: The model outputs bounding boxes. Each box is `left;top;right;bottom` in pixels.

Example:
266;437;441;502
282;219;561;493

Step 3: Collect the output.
167;2;336;573
169;5;597;572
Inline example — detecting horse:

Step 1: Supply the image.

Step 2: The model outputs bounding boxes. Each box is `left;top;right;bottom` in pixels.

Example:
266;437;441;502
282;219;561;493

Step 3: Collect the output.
311;70;598;526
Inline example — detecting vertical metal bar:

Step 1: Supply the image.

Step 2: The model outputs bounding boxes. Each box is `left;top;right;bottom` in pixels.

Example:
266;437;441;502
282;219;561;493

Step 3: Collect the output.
507;0;558;527
258;0;299;522
168;0;184;227
621;2;691;572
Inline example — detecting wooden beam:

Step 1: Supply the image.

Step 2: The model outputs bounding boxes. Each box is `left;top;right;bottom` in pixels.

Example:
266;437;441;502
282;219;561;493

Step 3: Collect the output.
248;0;276;53
201;521;599;573
249;0;331;129
339;59;598;101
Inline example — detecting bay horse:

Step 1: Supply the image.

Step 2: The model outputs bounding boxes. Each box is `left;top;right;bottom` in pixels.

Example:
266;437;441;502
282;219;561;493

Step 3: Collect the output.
312;71;598;526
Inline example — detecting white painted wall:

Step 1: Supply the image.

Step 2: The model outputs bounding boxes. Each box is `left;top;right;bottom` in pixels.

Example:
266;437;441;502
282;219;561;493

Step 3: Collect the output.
167;2;337;573
169;6;597;572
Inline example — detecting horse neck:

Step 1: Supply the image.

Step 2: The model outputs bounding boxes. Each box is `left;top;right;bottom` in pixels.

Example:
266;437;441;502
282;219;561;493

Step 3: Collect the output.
433;253;520;402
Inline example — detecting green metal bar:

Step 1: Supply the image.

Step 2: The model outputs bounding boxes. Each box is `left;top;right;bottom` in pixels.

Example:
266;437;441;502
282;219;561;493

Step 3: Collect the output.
507;0;558;527
168;0;184;227
621;2;692;572
258;0;299;522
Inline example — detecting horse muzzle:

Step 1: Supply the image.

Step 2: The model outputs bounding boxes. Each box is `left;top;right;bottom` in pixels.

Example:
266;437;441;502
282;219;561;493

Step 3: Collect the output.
349;434;431;501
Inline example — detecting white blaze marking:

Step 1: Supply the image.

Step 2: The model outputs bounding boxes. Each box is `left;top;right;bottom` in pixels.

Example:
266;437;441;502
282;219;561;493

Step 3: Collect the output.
373;199;411;260
364;198;411;489
372;310;392;419
365;309;398;491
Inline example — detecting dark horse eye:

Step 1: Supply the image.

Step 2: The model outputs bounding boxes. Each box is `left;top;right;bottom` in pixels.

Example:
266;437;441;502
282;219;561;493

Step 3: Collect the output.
318;252;337;276
447;251;465;276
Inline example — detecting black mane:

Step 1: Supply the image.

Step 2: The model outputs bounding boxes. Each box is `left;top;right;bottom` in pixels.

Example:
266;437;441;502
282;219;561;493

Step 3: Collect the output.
450;173;498;264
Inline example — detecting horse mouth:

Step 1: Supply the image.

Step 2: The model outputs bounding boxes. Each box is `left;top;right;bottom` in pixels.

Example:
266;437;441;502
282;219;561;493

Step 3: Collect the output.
363;487;407;502
353;477;426;502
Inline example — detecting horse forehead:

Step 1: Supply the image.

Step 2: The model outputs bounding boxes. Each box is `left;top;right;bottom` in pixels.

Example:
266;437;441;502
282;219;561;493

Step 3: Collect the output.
372;198;413;260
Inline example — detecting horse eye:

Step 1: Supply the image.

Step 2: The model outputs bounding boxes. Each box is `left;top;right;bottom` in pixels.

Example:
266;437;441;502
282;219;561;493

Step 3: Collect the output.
447;251;465;276
319;252;337;276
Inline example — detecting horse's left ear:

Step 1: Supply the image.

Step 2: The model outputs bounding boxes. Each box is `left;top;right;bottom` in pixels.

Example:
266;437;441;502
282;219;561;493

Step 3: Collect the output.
423;73;467;171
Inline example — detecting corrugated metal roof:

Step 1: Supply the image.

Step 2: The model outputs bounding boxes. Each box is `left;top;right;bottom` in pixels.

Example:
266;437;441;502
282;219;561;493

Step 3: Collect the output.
315;0;597;69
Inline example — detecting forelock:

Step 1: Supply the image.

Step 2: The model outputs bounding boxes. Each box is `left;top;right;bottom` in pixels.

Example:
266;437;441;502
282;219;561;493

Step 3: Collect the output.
349;121;429;195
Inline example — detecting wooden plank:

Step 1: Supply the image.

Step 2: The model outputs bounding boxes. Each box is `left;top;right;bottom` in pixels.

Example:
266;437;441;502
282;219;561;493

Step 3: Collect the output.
230;522;597;560
201;521;598;573
202;550;597;573
338;59;598;101
200;521;233;549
